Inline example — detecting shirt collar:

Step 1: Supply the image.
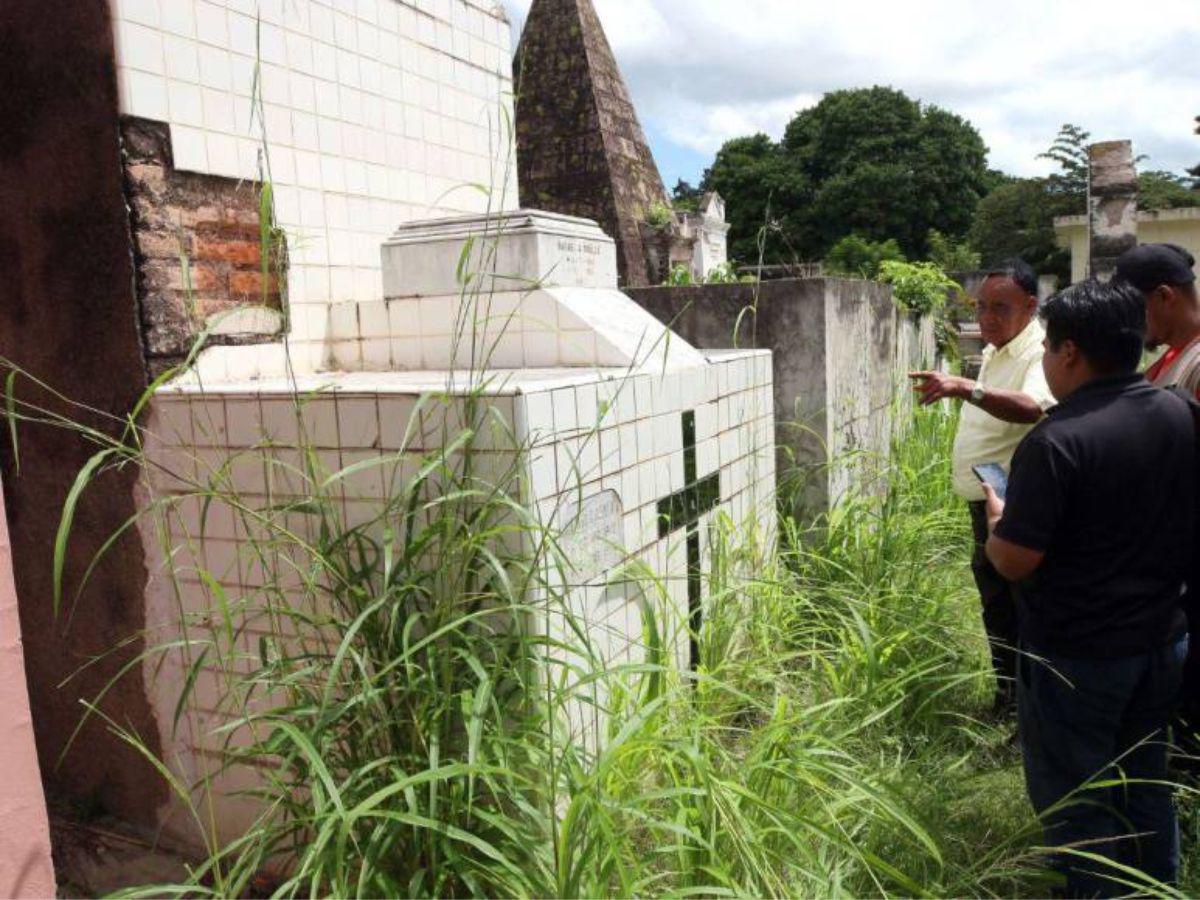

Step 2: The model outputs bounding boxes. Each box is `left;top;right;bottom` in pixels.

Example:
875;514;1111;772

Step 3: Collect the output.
990;317;1044;360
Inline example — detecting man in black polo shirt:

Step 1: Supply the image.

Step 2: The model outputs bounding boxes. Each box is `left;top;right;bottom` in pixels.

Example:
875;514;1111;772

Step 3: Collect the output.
982;279;1195;896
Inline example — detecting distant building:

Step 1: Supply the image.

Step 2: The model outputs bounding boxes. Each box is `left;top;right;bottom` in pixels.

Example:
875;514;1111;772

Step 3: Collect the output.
642;193;731;285
1055;208;1200;283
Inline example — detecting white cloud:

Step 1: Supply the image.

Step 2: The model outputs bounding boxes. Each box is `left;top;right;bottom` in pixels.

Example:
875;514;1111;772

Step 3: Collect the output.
502;0;1199;178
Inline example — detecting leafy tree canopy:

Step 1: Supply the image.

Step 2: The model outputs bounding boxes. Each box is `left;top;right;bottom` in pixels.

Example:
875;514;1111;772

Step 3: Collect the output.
671;179;703;213
1038;123;1092;204
1139;170;1200;211
824;234;905;279
701;86;989;265
983;168;1017;194
1190;115;1199;187
968;178;1073;280
700;133;812;264
927;229;981;274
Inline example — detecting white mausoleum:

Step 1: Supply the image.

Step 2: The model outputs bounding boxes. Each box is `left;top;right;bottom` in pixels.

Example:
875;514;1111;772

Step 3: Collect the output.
111;0;776;846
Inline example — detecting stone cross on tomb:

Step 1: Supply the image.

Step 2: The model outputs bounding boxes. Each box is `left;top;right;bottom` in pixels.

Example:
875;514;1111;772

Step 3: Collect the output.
656;410;721;670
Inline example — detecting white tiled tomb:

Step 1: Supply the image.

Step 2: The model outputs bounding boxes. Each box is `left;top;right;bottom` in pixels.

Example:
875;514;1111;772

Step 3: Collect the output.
110;0;520;365
139;210;776;846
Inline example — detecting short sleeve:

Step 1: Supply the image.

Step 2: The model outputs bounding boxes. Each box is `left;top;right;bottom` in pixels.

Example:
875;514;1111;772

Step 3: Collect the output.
1020;356;1056;412
1177;360;1200;402
994;433;1072;552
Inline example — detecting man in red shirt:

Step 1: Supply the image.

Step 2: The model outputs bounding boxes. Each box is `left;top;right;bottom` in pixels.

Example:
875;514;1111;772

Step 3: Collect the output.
1117;243;1200;779
1115;244;1200;397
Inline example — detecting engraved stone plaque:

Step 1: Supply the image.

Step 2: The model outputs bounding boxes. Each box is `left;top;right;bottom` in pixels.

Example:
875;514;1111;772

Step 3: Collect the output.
551;237;603;285
559;489;624;585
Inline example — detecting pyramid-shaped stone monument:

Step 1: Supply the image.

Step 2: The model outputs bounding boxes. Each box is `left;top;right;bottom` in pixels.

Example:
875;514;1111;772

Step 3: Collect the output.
514;0;670;287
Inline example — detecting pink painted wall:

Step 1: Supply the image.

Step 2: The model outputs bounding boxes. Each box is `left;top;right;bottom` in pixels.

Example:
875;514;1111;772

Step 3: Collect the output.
0;479;55;897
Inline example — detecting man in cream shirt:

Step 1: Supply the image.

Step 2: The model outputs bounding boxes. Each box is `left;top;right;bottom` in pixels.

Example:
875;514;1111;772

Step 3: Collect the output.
910;259;1055;714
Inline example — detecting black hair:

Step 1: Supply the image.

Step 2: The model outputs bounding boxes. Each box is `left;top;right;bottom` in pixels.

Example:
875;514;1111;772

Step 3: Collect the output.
1162;243;1196;272
983;258;1038;297
1041;278;1146;376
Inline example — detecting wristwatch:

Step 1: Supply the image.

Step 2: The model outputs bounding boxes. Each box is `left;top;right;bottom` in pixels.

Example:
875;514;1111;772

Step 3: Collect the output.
970;383;986;405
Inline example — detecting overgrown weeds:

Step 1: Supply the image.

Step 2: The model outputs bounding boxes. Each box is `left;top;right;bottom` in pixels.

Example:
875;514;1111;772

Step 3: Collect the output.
10;355;1093;897
14;17;1191;891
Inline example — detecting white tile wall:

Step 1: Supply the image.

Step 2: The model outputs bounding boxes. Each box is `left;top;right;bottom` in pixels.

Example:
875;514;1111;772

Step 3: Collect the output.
140;350;775;843
111;0;518;347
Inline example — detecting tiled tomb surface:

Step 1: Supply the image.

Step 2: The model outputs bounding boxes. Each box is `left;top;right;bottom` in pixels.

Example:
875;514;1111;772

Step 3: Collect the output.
137;211;776;846
110;0;520;368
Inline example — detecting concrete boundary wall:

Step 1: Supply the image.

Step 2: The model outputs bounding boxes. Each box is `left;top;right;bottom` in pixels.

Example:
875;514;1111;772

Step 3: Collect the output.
628;278;936;518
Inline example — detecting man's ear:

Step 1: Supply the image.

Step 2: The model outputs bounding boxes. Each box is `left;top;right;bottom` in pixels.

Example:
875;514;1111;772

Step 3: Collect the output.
1167;284;1193;310
1059;339;1081;368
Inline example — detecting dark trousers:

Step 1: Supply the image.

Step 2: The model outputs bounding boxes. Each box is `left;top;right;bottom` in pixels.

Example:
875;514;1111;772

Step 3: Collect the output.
1172;605;1200;771
968;501;1019;705
1019;635;1186;897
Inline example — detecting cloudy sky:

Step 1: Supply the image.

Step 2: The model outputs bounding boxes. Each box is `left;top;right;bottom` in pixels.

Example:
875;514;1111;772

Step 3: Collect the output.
500;0;1199;190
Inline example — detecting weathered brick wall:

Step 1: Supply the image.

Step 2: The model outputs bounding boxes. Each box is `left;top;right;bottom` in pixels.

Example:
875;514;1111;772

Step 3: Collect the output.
121;117;285;376
514;0;669;288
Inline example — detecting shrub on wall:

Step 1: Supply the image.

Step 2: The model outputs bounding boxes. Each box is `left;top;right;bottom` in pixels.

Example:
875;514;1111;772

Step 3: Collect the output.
665;263;695;286
926;229;980;274
878;260;961;360
705;262;741;284
645;201;675;229
877;261;955;316
824;235;906;279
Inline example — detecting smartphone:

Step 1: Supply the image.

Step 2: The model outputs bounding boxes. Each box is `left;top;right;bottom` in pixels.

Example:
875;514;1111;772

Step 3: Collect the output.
972;462;1008;501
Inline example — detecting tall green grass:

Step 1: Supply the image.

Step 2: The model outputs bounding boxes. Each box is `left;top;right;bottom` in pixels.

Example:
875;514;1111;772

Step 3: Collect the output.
8;353;1085;898
27;343;1200;896
14;16;1194;894
122;400;1049;899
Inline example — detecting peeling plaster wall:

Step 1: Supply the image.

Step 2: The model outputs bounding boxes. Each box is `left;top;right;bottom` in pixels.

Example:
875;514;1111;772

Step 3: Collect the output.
1087;140;1138;279
823;280;897;506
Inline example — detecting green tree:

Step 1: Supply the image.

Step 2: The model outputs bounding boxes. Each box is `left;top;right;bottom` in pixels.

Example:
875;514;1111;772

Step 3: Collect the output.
824;234;905;278
781;86;924;182
701;133;811;264
983;168;1016;194
1035;123;1194;211
1187;114;1199;188
1139;170;1200;210
968;178;1072;280
1038;123;1091;205
671;179;702;213
926;229;981;274
910;106;992;242
702;87;989;264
